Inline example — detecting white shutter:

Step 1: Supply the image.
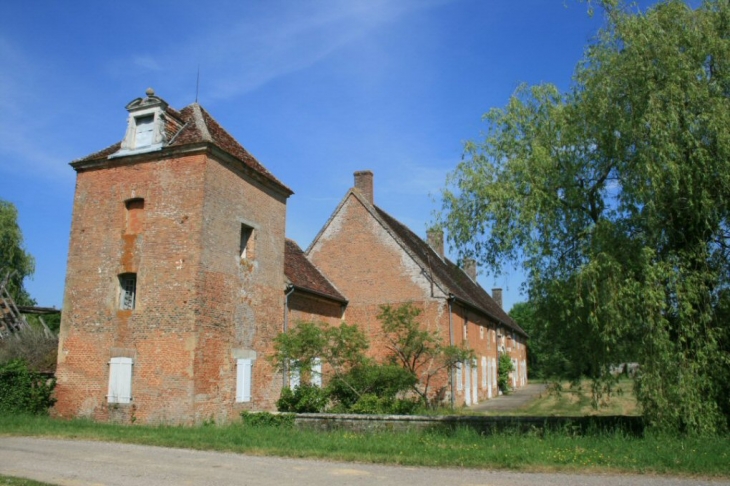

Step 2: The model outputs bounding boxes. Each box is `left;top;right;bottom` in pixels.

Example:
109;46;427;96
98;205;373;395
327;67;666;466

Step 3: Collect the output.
471;359;478;405
481;357;487;389
236;358;253;402
134;115;154;147
456;363;463;391
487;358;493;398
289;361;300;389
108;357;133;403
311;358;322;387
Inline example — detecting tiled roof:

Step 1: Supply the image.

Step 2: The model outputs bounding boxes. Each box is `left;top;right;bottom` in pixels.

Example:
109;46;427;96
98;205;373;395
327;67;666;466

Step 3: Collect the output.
285;239;347;303
73;102;292;195
373;206;526;337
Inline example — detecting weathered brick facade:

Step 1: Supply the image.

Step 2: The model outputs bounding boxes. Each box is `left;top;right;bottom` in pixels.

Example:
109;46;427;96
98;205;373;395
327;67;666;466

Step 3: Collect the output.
55;93;293;423
307;171;528;407
55;91;526;423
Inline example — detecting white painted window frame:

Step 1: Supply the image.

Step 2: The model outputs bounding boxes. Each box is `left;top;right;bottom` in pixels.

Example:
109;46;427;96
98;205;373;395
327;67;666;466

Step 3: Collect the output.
108;357;133;404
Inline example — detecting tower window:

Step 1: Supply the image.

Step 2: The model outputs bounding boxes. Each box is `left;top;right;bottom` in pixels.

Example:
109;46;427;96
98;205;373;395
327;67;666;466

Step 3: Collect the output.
240;224;255;260
119;273;137;310
134;115;155;148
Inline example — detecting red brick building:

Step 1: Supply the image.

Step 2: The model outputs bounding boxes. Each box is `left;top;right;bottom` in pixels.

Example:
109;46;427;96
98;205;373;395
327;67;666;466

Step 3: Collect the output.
55;90;526;423
307;171;527;407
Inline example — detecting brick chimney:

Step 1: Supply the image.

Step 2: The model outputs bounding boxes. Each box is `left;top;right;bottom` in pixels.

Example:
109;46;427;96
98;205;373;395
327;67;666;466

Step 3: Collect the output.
426;227;444;258
354;170;374;204
463;258;477;281
492;288;503;309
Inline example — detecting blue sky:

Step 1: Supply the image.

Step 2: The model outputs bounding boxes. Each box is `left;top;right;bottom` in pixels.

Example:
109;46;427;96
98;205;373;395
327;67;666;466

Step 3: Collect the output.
0;0;665;312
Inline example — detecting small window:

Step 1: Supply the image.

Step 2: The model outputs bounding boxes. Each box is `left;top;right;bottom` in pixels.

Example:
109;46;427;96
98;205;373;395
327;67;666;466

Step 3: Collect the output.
463;322;467;339
125;198;145;234
456;362;463;391
108;357;133;403
134;115;155;148
236;358;253;402
240;224;255;260
119;273;137;310
479;326;484;339
311;357;322;387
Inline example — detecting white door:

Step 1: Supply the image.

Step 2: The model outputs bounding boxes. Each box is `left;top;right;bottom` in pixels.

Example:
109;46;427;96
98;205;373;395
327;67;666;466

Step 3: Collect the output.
464;361;472;406
471;359;478;405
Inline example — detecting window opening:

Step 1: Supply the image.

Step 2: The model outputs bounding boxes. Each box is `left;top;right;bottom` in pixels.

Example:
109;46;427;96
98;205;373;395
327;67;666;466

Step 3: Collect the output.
119;273;137;310
240;224;255;260
134;115;155;148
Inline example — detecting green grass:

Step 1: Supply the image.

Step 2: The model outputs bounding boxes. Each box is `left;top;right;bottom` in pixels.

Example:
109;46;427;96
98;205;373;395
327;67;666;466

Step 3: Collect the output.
0;475;55;486
504;380;639;417
1;414;728;477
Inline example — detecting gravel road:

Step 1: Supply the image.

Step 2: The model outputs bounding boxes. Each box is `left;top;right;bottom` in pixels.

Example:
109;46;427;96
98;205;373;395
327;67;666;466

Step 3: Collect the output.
0;437;727;486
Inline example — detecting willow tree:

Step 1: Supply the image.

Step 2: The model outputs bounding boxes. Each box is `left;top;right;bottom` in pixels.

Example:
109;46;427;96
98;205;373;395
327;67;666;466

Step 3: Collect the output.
440;0;730;433
0;199;35;306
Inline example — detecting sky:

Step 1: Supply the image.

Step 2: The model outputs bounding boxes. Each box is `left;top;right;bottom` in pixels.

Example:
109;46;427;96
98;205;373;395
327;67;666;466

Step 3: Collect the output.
0;0;667;312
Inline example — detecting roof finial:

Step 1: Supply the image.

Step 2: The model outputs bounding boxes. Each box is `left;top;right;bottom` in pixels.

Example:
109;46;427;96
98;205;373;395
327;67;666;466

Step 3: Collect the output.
146;87;155;97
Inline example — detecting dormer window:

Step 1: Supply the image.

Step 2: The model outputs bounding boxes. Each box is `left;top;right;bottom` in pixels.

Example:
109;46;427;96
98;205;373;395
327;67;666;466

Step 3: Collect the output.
134;115;155;148
111;88;174;159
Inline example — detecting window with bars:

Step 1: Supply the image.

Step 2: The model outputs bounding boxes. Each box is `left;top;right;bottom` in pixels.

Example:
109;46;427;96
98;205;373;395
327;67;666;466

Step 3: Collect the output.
119;273;137;310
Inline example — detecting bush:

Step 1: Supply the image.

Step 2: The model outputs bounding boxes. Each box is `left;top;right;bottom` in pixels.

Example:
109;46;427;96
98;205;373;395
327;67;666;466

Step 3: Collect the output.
328;363;417;410
498;353;515;395
0;327;58;372
347;394;421;415
240;411;295;427
0;359;56;415
276;383;329;413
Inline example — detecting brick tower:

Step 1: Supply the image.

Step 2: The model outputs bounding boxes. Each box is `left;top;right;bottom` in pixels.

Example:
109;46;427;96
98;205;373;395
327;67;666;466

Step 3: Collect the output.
55;89;293;423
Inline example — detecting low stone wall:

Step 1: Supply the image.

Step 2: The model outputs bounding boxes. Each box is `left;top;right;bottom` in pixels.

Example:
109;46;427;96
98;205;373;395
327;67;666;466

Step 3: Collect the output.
294;413;644;436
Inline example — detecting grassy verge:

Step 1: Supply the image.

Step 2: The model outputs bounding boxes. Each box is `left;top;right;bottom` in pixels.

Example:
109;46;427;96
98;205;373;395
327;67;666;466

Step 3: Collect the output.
0;475;55;486
1;415;728;477
501;380;639;417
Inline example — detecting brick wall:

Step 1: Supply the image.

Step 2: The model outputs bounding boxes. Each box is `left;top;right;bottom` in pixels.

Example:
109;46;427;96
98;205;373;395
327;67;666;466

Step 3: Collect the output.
55;148;289;424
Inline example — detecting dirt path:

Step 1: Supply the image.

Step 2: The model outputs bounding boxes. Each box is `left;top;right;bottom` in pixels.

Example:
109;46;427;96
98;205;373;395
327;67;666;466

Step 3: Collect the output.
469;382;548;413
1;437;727;486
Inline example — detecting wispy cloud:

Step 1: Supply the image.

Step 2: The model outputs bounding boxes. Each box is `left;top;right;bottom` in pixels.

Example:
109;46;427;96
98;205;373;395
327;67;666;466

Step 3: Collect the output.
166;0;452;100
0;38;74;181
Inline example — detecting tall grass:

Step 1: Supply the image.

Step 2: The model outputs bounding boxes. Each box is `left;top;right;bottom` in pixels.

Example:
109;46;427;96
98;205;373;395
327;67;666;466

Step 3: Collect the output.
0;414;727;476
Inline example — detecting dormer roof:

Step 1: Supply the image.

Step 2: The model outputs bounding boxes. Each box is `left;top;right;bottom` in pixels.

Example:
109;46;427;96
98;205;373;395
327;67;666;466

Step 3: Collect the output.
71;90;292;197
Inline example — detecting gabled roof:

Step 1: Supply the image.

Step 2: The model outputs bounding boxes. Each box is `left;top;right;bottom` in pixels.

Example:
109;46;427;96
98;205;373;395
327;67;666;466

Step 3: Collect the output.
308;188;526;337
373;207;526;337
72;100;292;196
285;239;347;304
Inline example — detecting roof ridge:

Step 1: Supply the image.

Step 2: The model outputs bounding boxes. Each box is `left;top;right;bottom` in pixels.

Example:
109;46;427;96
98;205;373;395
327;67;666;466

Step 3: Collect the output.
190;103;213;143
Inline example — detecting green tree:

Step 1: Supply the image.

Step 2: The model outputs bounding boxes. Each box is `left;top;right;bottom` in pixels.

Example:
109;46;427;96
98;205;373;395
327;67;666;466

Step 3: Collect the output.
378;302;474;406
271;320;368;389
440;0;730;433
0;199;35;306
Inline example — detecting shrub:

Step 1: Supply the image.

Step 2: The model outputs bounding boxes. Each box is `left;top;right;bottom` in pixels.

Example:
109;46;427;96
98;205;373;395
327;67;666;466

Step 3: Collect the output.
498;353;515;395
0;327;58;372
328;363;417;410
0;359;56;415
240;411;295;427
276;383;329;413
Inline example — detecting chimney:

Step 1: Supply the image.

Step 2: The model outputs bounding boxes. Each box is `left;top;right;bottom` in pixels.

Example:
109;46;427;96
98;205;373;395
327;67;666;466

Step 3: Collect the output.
354;170;374;204
426;227;444;258
463;258;477;281
492;288;503;309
